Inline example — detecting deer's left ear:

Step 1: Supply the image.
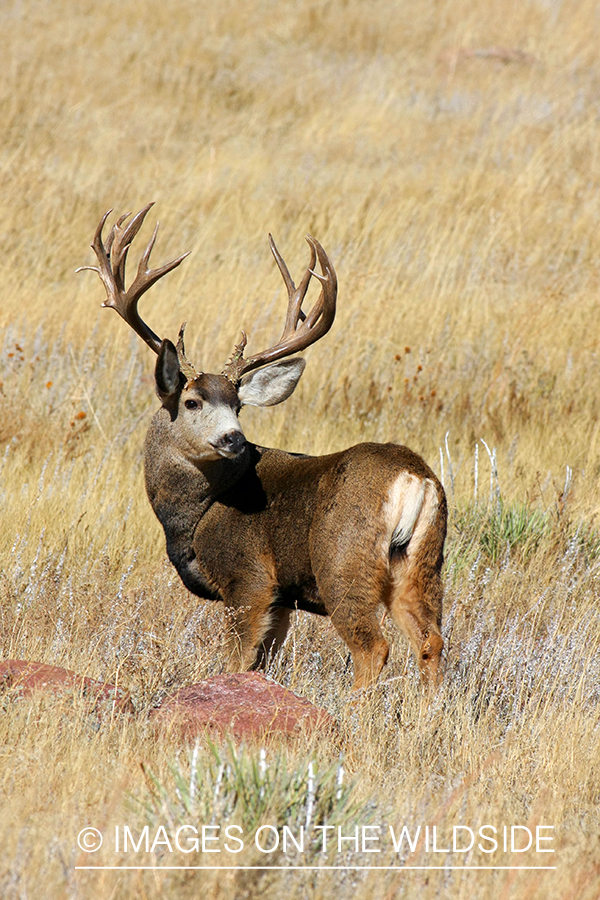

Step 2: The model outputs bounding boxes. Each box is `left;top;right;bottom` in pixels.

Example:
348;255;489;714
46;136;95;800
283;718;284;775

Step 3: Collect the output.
155;339;182;407
238;357;306;408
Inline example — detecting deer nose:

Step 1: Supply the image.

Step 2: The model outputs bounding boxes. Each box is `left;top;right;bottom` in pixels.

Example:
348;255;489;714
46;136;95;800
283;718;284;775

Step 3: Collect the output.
211;431;246;457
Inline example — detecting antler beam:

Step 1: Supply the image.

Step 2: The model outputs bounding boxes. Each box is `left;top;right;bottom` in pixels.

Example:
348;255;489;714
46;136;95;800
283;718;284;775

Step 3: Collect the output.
77;203;198;379
80;207;337;388
221;235;337;385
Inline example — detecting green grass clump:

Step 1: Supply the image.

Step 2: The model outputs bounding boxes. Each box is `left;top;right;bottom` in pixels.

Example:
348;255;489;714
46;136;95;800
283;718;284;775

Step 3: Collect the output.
450;499;552;570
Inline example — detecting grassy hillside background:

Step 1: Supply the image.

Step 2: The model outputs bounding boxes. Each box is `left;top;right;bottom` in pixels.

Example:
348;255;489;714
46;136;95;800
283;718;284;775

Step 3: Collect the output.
1;0;599;896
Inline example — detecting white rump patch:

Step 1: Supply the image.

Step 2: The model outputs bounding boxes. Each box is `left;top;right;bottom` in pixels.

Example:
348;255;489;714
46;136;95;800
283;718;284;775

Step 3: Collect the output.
385;473;438;556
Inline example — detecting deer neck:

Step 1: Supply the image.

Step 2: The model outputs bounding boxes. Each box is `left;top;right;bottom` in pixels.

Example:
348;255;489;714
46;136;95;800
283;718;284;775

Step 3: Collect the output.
144;411;260;599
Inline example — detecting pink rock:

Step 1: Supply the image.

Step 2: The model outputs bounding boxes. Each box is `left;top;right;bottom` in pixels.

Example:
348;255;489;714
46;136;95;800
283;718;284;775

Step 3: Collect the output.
151;672;335;742
0;659;134;716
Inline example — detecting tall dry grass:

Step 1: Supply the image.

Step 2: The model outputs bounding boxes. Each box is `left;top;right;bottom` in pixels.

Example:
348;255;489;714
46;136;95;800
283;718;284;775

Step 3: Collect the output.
1;0;600;897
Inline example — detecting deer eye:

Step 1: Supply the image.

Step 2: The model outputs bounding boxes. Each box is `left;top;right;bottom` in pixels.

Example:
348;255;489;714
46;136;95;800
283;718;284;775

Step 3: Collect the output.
184;399;200;410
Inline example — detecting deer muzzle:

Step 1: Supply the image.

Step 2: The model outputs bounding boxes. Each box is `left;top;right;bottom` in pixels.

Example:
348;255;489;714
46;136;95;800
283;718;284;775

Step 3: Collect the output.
209;430;246;459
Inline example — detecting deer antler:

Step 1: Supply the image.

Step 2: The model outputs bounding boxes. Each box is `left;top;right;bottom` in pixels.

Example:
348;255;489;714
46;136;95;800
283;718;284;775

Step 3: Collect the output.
77;204;198;380
221;235;337;385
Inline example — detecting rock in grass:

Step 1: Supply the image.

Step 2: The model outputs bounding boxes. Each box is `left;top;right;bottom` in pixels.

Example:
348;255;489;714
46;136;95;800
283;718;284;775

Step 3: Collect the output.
0;659;134;717
150;672;335;742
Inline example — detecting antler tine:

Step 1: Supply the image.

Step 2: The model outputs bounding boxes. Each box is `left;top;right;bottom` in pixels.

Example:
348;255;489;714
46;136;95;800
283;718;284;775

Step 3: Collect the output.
126;221;190;304
176;322;201;383
222;234;337;385
77;204;190;357
302;236;337;331
108;203;156;294
269;234;314;337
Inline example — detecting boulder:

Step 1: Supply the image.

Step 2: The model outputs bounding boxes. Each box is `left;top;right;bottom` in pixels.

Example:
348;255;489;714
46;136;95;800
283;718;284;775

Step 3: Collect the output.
151;672;335;742
0;659;134;717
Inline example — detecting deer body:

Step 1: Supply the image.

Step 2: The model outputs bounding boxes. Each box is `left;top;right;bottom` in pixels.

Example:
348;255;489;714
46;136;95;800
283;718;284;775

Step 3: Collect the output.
79;204;447;689
143;369;446;689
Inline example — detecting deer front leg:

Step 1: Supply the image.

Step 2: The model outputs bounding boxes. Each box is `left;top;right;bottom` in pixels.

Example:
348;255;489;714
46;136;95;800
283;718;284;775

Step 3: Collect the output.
253;607;291;670
221;575;281;673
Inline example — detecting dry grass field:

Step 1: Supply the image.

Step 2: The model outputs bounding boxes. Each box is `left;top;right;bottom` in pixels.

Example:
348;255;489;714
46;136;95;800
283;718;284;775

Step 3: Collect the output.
1;0;600;896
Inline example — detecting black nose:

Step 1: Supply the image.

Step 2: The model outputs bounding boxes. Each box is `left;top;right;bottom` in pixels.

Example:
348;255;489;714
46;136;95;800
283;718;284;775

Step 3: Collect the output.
212;431;246;455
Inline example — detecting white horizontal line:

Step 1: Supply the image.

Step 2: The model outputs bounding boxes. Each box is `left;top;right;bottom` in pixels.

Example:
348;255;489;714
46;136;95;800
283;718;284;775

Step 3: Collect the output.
75;865;557;871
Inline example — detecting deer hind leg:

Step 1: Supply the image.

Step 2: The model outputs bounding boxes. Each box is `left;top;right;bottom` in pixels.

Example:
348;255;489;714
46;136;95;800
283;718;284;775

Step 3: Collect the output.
316;567;390;691
385;477;445;688
387;560;443;687
330;610;389;690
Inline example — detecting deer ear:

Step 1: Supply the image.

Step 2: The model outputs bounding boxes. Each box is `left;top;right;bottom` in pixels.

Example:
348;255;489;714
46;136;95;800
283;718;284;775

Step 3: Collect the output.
155;339;182;405
238;358;306;407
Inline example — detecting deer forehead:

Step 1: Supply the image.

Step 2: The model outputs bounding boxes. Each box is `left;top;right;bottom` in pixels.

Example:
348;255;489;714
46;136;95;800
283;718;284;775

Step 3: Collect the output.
183;373;241;409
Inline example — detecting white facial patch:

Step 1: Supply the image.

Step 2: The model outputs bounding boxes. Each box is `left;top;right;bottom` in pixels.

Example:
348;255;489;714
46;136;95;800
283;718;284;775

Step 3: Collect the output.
176;400;244;464
204;404;242;444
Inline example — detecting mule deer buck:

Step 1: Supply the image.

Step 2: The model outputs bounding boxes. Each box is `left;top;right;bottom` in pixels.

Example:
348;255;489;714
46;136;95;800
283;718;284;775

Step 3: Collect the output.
78;204;447;690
